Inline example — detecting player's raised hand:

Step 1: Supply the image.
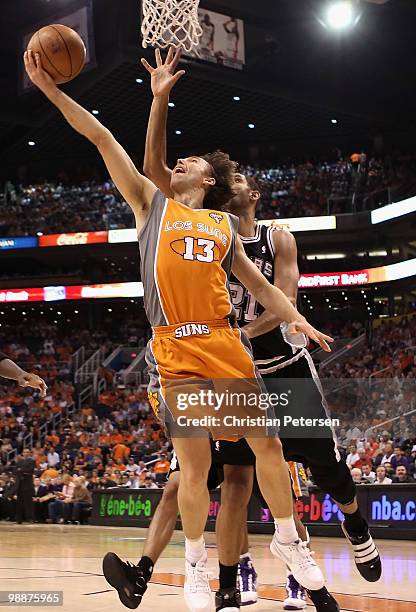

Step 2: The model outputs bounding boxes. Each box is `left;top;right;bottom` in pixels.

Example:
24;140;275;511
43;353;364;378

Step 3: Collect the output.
141;47;186;98
288;320;334;353
24;49;56;93
16;371;48;397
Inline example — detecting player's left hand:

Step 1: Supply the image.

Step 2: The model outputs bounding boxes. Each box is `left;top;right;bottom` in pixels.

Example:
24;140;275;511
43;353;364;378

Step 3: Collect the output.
288;320;334;352
141;47;185;98
17;372;48;397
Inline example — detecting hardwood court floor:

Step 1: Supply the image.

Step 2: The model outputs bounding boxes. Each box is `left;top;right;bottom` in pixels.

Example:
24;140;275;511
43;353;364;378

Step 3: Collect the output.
0;524;415;611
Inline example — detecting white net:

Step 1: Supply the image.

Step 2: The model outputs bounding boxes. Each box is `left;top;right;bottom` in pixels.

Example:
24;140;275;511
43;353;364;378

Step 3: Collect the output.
141;0;203;53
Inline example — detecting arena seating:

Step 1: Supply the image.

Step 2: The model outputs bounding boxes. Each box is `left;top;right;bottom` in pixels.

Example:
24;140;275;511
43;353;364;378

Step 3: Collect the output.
1;154;416;236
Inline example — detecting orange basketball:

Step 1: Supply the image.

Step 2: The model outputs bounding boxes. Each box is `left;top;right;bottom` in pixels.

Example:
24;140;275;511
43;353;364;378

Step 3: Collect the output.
27;24;86;84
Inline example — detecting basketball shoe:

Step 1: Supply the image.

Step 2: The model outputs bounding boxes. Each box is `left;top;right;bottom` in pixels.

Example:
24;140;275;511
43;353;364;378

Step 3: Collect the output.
184;552;213;612
215;587;241;611
102;552;149;609
341;520;381;582
307;587;340;611
270;536;324;590
237;554;258;605
283;573;307;610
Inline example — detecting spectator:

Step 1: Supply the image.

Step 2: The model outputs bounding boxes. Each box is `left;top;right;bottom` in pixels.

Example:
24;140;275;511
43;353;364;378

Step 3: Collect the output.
47;447;60;468
33;476;54;522
392;466;414;484
373;465;392;485
47;474;74;523
390;447;410;471
361;463;376;483
154;453;170;484
346;444;359;468
142;476;159;489
380;443;394;466
62;476;92;524
125;457;140;474
351;468;364;484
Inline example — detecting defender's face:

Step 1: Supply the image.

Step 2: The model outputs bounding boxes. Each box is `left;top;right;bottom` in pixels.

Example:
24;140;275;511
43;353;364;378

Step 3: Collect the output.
170;156;213;194
223;173;251;213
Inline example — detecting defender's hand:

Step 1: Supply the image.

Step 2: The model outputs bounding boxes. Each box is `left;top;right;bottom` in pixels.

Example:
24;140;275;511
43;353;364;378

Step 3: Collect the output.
288;320;334;352
16;371;48;397
24;50;57;93
141;47;185;98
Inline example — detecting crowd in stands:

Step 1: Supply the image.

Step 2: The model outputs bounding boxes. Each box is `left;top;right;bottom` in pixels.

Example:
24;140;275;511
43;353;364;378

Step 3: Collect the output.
1;153;416;237
0;310;414;524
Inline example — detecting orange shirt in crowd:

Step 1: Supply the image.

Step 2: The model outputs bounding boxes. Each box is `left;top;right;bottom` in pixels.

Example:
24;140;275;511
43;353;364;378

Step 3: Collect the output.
110;433;123;445
113;443;130;461
154;460;170;474
41;467;59;479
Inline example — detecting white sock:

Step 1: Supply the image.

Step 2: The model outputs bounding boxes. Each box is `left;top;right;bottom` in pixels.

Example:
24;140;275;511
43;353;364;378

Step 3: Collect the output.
274;516;298;544
185;536;206;564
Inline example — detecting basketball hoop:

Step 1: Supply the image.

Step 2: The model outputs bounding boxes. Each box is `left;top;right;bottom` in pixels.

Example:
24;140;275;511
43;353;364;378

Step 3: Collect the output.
141;0;203;53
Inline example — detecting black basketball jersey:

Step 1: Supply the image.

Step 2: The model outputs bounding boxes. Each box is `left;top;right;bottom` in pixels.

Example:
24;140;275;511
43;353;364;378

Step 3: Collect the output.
229;224;306;374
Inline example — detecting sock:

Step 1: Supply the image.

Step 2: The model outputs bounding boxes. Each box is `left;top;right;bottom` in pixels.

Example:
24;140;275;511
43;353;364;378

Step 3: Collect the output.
219;562;238;590
185;536;205;564
137;556;154;579
343;508;366;535
274;516;298;544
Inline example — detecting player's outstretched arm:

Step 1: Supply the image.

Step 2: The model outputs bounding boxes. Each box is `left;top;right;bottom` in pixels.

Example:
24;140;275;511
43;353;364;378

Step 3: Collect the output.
232;237;333;352
243;229;299;339
24;50;156;230
141;48;185;197
0;353;47;397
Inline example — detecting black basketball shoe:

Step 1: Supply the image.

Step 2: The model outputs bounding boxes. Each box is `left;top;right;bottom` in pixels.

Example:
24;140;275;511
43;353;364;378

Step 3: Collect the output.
103;552;149;609
307;587;340;611
341;520;382;582
215;587;241;611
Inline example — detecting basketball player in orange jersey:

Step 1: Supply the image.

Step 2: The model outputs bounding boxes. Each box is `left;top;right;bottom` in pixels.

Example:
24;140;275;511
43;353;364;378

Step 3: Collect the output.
25;48;334;612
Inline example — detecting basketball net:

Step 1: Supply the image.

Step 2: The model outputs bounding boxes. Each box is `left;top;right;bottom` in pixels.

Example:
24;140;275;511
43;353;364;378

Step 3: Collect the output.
141;0;203;53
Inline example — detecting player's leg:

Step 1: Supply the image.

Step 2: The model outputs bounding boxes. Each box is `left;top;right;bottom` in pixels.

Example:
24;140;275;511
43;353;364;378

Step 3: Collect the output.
215;464;253;611
103;471;180;609
237;508;258;607
171;435;213;612
246;435;324;591
306;443;381;583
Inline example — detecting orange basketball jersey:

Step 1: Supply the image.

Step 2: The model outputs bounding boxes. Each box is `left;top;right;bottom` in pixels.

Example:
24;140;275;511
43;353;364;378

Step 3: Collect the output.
138;191;238;326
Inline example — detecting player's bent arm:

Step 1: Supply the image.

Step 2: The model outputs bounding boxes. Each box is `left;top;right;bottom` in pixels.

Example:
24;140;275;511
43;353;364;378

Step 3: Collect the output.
232;238;333;351
143;95;174;198
243;230;299;339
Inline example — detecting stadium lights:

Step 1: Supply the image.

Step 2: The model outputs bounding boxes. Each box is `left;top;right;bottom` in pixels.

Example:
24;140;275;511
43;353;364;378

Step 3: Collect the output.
248;123;255;129
175;130;182;135
28;141;36;146
233;96;240;101
326;1;355;29
168;102;175;107
331;119;338;124
136;78;143;84
91;110;99;115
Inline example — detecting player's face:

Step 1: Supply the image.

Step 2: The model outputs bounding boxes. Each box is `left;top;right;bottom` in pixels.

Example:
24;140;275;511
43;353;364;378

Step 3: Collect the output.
223;173;252;213
171;156;213;194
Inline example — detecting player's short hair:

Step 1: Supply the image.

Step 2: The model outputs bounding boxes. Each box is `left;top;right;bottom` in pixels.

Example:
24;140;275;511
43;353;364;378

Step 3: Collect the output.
201;150;237;210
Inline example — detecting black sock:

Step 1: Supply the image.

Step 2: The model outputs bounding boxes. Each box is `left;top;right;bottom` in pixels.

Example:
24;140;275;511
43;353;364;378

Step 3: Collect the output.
137;556;154;579
343;507;366;534
219;563;238;591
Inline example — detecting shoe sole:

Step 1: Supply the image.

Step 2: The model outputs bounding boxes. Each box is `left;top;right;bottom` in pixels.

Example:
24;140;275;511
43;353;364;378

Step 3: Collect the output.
240;592;257;606
102;553;142;609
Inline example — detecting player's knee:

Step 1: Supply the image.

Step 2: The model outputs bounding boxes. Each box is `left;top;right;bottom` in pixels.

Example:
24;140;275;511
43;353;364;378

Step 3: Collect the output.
180;465;210;490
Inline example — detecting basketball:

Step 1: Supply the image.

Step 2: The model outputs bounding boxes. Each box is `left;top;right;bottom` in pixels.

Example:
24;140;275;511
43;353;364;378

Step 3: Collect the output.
27;24;86;84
